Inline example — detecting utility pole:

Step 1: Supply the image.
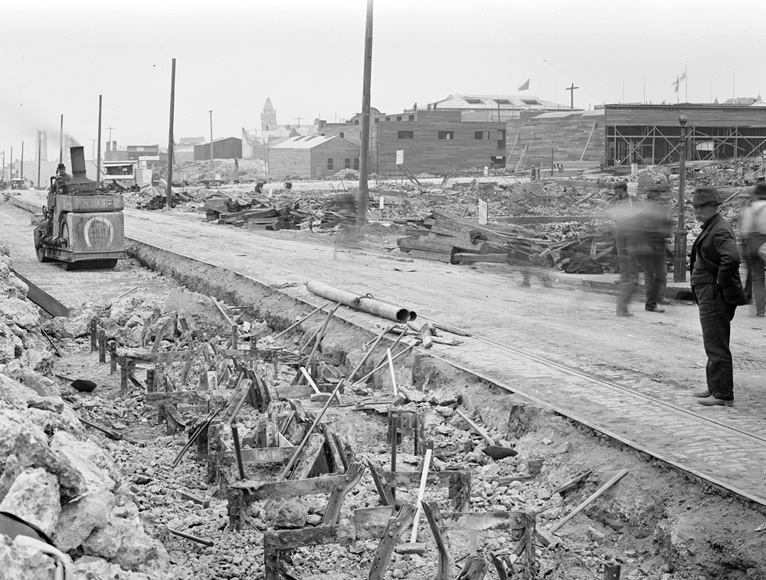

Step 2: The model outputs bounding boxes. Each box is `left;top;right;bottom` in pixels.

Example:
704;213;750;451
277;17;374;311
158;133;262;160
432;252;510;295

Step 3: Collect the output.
97;95;103;188
357;0;374;231
37;132;42;188
59;114;64;164
565;83;579;111
209;110;214;171
20;141;24;182
167;58;176;209
674;115;689;282
295;116;302;126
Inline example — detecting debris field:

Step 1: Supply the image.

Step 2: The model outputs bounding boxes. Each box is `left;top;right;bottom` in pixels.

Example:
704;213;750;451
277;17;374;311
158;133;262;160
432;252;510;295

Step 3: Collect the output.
2;154;766;580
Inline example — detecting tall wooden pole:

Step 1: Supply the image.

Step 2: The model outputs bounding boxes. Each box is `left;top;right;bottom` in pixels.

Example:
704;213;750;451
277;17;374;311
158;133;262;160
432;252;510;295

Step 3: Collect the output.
59;114;64;164
97;95;103;188
167;58;176;208
674;115;688;282
37;131;41;188
357;0;374;230
209;110;214;170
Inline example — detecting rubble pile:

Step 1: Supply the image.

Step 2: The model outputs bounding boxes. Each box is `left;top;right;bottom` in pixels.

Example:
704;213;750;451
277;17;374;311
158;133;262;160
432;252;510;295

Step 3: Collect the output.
0;238;171;580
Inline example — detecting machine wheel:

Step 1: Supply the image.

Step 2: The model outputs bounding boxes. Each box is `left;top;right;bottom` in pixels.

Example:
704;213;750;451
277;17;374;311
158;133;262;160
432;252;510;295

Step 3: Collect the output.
36;246;51;263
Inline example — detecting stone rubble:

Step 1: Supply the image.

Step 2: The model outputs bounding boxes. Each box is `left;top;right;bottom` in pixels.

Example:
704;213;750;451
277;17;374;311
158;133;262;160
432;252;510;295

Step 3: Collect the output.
0;237;171;578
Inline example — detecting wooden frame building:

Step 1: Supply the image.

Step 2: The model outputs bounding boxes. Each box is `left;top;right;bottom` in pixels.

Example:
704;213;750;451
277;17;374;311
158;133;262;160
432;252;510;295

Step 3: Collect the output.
319;109;506;174
603;104;766;166
268;135;360;179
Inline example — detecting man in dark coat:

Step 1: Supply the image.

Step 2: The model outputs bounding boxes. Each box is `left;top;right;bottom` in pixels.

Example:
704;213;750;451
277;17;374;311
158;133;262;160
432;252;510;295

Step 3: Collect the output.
689;187;742;406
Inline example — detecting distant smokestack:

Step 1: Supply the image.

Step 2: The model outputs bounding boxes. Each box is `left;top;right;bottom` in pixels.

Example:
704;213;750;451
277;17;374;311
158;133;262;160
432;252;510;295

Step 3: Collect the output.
70;146;86;177
113;140;117;151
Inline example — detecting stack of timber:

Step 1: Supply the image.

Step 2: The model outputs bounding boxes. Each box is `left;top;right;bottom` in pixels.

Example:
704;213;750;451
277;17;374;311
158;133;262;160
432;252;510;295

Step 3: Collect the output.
397;210;553;265
205;195;298;231
136;186;192;210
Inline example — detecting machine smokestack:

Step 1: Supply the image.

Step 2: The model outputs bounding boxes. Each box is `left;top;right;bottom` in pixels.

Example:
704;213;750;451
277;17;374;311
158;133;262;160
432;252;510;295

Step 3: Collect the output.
70;146;86;177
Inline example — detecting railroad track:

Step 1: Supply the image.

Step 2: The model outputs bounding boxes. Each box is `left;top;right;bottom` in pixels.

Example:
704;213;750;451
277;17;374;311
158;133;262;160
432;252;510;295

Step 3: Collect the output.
422;317;766;508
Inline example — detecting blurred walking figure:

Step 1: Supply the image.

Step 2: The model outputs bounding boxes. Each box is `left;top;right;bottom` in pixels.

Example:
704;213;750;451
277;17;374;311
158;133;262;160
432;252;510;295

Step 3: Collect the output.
331;193;360;260
605;181;638;316
690;187;747;407
739;182;766;317
636;187;673;312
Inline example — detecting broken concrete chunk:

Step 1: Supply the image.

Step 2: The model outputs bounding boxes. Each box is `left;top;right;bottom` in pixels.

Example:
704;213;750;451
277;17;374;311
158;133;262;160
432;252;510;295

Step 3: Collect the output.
73;556;153;580
82;492;170;572
0;322;23;364
0;467;61;536
54;487;115;552
0;297;40;330
0;535;58;580
0;409;86;500
50;431;116;493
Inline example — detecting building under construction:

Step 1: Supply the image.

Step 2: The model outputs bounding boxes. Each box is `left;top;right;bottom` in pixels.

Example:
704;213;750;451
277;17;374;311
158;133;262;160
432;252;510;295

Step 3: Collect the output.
601;103;766;166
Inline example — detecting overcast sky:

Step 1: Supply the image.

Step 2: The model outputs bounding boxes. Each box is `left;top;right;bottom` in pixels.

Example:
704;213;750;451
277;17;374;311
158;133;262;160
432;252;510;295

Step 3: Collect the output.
1;0;763;161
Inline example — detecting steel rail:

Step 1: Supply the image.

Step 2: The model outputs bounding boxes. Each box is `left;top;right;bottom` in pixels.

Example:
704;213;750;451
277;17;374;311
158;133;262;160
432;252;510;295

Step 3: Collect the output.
421;315;766;445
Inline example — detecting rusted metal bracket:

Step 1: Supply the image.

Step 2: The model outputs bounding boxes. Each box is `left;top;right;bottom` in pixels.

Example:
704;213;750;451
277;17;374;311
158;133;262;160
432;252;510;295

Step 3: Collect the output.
387;409;425;457
369;504;417;580
422;501;452;580
322;462;365;525
366;460;395;507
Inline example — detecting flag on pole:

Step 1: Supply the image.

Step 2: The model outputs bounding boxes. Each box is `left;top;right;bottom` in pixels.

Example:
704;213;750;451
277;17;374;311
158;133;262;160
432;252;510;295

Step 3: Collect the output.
518;79;530;91
673;76;680;93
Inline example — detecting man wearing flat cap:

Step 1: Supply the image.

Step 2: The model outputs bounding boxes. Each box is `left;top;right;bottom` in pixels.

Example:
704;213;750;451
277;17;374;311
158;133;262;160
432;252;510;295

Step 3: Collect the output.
739;182;766;317
689;187;745;406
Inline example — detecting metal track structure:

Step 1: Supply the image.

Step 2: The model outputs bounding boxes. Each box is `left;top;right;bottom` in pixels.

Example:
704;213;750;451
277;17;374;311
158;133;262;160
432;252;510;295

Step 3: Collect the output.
422;320;766;509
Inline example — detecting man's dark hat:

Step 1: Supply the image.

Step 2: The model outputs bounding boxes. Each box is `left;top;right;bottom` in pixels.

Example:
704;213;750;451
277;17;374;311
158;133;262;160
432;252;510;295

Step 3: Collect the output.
613;181;628;191
753;182;766;199
692;187;721;207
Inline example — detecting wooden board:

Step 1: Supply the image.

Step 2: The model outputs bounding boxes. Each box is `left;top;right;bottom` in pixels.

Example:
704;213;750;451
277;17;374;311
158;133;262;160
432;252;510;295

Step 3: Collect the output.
10;269;70;318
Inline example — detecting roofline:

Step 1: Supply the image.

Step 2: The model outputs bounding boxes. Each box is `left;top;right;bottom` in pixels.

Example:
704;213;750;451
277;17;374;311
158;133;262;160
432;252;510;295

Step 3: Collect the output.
600;103;766;111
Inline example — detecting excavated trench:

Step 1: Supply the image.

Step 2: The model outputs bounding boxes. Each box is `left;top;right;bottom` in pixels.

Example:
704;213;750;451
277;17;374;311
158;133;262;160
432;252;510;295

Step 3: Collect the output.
123;238;766;579
1;224;765;580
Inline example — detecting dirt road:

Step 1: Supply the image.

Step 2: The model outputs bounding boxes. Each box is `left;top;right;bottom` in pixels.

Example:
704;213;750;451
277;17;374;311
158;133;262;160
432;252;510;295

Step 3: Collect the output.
6;189;765;414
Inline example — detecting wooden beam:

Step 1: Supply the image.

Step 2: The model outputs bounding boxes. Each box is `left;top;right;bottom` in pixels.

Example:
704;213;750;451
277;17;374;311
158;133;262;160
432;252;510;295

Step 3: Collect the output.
10;269;70;317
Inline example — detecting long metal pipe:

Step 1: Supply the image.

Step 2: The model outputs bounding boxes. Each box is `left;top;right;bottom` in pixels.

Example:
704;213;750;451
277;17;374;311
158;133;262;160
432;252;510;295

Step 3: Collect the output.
307;280;410;323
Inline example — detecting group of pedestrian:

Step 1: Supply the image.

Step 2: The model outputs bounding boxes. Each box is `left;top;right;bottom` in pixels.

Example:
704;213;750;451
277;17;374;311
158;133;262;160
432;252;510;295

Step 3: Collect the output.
607;180;766;408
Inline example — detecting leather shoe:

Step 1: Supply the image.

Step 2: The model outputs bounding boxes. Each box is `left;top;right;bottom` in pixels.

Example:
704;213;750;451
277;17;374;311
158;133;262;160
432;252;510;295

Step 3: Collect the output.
645;307;665;313
693;390;711;398
698;397;733;407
